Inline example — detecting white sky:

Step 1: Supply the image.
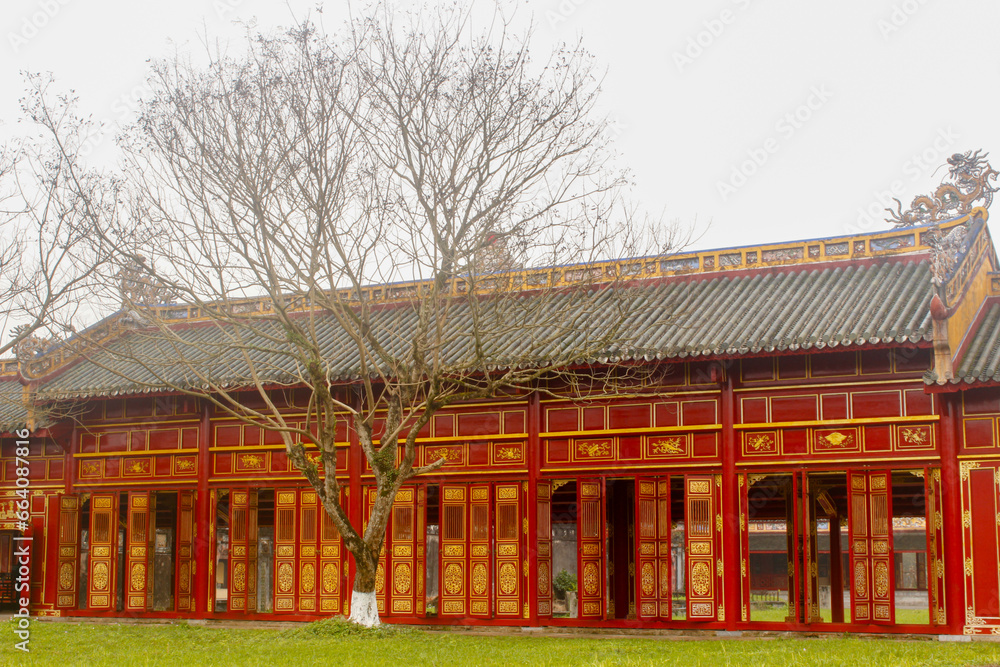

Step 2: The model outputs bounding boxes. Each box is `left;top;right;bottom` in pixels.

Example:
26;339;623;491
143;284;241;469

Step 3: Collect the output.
2;0;998;252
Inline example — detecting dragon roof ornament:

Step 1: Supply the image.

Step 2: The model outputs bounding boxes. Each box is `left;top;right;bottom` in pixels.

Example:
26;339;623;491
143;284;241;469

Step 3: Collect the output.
118;257;176;307
9;325;56;364
886;151;997;286
887;150;998;228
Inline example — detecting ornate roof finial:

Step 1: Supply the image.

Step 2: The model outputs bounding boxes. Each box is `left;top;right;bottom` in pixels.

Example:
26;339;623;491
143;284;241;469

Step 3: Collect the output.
886;150;998;227
9;325;54;363
118;256;176;307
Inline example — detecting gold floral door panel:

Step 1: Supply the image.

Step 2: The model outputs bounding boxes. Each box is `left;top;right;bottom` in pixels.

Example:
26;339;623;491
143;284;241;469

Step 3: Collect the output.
577;478;604;619
88;492;119;611
273;489;297;613
295;490;327;615
414;486;427;616
317;491;345;614
228;489;258;613
536;481;553;618
175;491;195;613
635;476;671;621
494;482;523;619
298;491;320;614
685;475;722;622
439;484;467;616
923;469;946;626
848;471;893;624
125;491;153;612
469;484;492;618
433;481;525;619
389;486;422;616
54;494;80;610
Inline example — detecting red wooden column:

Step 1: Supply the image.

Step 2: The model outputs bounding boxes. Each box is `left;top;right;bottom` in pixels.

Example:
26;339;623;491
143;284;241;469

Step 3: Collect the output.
938;392;965;634
721;370;739;629
526;390;541;626
194;400;211;616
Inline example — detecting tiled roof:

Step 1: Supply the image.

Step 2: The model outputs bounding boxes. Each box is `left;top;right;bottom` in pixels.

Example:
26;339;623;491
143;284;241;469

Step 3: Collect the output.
941;301;1000;386
0;379;28;432
37;257;934;400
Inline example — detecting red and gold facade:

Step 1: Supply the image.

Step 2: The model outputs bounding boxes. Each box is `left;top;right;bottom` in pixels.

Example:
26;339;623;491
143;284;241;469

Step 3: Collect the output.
5;217;1000;636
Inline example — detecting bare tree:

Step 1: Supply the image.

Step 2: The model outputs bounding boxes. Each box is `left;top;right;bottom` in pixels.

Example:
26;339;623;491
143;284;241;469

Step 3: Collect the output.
34;6;683;626
0;76;111;373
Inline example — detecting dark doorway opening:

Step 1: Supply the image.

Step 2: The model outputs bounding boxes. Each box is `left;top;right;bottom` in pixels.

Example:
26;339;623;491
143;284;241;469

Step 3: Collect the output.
153;492;177;611
550;480;577;618
425;484;439;617
606;478;635;619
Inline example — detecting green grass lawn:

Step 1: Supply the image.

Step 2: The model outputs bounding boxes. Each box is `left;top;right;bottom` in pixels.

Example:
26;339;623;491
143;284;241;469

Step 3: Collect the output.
749;607;930;624
2;619;999;666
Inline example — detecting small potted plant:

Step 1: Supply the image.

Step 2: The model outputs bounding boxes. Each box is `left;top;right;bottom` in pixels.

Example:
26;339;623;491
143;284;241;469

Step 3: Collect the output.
553;570;578;618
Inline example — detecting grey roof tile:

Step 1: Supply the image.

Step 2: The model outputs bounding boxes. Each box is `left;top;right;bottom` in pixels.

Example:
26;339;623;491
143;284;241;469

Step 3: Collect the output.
36;257;935;399
0;379;28;432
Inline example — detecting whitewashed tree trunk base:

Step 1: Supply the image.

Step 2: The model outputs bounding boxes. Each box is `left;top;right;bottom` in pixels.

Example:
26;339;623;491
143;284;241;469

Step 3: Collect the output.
348;590;381;627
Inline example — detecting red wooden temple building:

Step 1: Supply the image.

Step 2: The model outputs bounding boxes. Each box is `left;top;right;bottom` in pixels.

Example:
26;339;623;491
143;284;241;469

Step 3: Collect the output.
4;209;1000;636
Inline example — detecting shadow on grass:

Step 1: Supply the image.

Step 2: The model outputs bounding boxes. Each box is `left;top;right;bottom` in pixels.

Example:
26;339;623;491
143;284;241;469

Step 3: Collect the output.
278;617;416;639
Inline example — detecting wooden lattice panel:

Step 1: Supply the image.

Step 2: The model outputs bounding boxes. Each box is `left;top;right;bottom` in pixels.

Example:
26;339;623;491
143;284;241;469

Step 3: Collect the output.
274;489;297;613
88;492;118;611
494;483;523;619
227;489;258;613
577;479;603;619
389;487;418;616
685;475;722;621
175;491;195;612
848;471;894;624
296;490;318;614
924;469;946;626
54;495;79;610
469;484;492;618
635;476;672;620
439;484;467;617
317;491;343;614
536;481;553;618
125;492;152;612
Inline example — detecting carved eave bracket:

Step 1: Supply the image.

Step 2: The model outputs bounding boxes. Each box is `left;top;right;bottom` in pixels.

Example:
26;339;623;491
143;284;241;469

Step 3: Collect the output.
929;293;953;384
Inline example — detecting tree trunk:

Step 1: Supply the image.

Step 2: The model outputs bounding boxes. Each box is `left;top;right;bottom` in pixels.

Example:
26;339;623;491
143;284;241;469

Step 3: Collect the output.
347;546;381;627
